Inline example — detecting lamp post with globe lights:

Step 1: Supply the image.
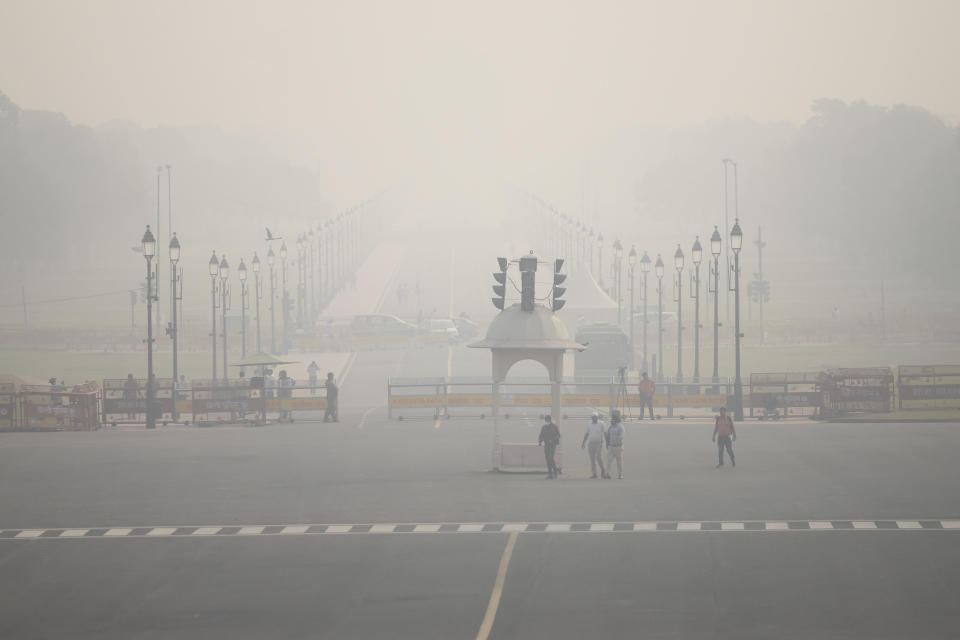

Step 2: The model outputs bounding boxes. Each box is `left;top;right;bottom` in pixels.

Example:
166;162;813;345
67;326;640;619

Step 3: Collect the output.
710;227;722;382
267;246;276;354
673;245;685;381
639;251;651;373
628;246;637;369
730;219;744;420
219;256;230;380
596;233;604;288
167;233;181;393
238;259;248;358
613;239;623;325
208;251;219;380
691;236;703;381
655;254;665;380
252;253;262;353
141;226;157;429
280;241;288;354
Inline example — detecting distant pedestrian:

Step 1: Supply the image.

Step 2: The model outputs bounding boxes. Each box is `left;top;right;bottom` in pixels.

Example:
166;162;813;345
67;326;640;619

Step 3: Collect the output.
123;373;138;419
581;411;607;479
278;370;295;422
638;372;655;420
265;369;276;398
712;407;737;468
605;410;625;479
307;361;319;394
324;372;339;422
538;415;561;479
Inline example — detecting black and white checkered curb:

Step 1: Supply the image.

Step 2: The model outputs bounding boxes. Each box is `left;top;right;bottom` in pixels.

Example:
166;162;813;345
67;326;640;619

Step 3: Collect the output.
3;519;960;539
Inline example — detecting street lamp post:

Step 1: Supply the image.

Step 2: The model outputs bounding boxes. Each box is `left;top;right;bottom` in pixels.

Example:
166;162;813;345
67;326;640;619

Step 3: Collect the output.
141;226;157;429
691;237;703;381
628;246;637;369
639;252;650;374
252;253;262;353
722;158;738;322
730;219;744;420
308;228;315;321
208;251;219;380
267;246;276;354
597;233;604;288
655;255;665;380
238;259;248;358
280;241;288;354
168;233;181;398
710;226;722;382
674;245;685;381
588;228;595;277
613;239;623;325
219;256;230;380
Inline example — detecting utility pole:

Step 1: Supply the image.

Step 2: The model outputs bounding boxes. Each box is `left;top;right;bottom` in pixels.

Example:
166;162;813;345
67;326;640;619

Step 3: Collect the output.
755;225;766;344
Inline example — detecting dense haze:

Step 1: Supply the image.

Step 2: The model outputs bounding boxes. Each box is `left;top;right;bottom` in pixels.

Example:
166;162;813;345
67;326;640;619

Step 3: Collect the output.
1;0;959;326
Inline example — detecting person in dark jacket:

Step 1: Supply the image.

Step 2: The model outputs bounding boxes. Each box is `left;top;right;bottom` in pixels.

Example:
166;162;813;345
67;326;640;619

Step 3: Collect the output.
538;415;561;479
324;372;339;422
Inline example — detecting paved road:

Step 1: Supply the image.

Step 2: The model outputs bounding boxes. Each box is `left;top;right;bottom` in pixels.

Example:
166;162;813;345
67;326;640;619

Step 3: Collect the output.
3;235;960;638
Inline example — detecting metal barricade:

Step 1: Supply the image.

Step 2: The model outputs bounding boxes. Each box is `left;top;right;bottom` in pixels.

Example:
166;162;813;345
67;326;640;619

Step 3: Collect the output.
897;365;960;410
0;383;15;431
19;382;100;430
102;378;176;426
191;379;264;425
749;372;822;419
821;367;894;415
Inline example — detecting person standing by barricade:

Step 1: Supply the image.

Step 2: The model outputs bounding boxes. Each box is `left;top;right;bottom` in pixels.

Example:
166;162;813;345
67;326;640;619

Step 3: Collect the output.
538;415;561;479
712;407;737;468
638;372;655;420
605;410;625;479
307;361;319;395
581;412;607;479
278;370;295;422
324;372;339;422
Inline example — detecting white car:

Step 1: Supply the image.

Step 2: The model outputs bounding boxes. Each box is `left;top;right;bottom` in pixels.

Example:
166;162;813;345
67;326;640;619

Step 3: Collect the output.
427;318;460;342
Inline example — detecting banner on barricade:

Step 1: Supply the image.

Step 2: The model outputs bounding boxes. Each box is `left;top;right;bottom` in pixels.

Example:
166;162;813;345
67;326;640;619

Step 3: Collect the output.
898;365;960;410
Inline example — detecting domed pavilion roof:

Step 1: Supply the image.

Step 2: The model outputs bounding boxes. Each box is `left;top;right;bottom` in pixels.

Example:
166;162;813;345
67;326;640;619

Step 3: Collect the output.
469;304;586;351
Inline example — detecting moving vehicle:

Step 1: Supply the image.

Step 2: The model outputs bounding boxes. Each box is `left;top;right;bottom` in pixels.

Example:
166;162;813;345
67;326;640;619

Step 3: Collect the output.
574;322;629;379
427;318;460;342
350;314;418;337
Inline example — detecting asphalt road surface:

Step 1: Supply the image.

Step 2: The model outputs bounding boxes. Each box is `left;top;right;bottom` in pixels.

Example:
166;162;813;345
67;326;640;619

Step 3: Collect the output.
3;237;960;638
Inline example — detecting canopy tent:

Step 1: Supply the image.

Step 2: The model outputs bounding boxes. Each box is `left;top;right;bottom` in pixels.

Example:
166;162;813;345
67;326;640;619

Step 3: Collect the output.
230;352;299;367
558;268;618;326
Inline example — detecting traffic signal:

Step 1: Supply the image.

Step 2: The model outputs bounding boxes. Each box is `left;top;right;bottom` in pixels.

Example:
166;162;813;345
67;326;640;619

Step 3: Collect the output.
492;257;508;310
519;253;537;312
552;258;567;312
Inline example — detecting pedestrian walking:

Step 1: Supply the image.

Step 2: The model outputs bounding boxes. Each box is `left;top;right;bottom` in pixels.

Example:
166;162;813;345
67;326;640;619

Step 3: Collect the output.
122;373;138;419
324;372;339;422
605;410;625;479
278;370;295;422
538;414;561;479
307;361;319;395
712;407;737;468
638;372;655;420
581;411;608;479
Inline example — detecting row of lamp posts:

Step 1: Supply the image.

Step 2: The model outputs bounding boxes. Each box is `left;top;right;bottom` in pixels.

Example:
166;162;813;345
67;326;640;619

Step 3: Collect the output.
534;198;746;420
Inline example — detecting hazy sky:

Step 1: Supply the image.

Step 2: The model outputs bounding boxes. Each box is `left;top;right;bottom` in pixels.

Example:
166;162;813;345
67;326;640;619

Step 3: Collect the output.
3;0;959;194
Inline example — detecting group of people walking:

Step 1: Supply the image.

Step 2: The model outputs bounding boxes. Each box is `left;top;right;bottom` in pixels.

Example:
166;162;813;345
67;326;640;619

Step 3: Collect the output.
538;405;737;479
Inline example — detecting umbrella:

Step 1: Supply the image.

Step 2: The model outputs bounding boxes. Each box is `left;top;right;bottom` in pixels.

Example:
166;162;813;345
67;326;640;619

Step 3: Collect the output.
230;352;300;367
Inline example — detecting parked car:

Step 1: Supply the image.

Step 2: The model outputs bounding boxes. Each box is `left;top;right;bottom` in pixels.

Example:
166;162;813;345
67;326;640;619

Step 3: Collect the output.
427;318;460;342
350;314;418;337
452;316;480;340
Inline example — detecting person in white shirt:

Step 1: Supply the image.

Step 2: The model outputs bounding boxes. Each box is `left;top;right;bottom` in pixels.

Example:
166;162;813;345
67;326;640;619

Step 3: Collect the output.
581;412;608;479
605;410;625;479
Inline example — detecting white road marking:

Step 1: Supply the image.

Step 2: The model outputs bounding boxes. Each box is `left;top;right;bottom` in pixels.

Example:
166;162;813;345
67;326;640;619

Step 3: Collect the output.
721;522;745;531
590;523;616;532
896;520;923;529
852;521;878;529
765;521;789;530
281;525;310;535
413;524;441;533
458;524;484;532
941;521;960;529
809;521;833;530
15;530;44;538
192;527;221;536
325;525;352;533
633;522;658;531
146;527;177;537
501;523;527;532
356;405;380;430
238;526;265;535
60;529;89;537
678;522;701;531
370;524;396;533
104;528;132;537
475;531;518;640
